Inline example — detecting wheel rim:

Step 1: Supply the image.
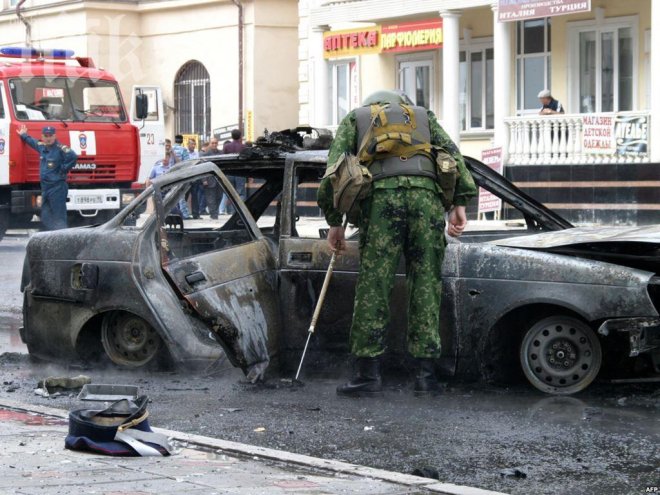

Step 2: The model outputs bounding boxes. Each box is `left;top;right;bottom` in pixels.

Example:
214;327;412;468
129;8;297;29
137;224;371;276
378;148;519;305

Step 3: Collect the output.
521;317;601;394
102;314;161;367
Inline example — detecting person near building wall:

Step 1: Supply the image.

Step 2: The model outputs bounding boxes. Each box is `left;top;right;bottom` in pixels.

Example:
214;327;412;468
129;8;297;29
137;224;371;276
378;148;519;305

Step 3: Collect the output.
317;89;477;398
219;129;247;215
186;138;204;219
201;137;222;219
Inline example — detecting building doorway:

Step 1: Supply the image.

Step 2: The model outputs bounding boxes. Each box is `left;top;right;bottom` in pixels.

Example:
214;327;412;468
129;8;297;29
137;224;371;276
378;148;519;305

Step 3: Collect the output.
174;61;211;141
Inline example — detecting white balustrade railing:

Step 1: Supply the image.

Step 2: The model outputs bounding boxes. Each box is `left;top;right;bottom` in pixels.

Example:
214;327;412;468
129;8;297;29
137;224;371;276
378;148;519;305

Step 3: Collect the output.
504;111;650;165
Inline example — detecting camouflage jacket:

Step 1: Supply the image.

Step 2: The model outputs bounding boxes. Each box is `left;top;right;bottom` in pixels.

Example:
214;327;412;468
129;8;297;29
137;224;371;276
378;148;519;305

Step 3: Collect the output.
317;108;477;226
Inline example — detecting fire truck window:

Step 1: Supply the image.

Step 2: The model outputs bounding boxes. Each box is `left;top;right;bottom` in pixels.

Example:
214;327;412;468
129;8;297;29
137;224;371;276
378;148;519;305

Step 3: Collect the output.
0;90;4;119
78;83;125;122
9;77;125;122
135;88;159;122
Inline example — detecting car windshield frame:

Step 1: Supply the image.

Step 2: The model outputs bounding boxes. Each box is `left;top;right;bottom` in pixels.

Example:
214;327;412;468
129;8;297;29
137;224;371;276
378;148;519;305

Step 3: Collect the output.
8;76;127;123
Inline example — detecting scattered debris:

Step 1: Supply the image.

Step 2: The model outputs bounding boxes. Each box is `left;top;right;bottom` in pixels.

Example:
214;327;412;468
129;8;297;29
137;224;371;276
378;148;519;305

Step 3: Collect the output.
363;426;374;431
78;384;138;401
35;375;91;397
280;378;305;389
164;387;210;392
306;407;321;412
412;467;440;480
253;427;266;433
219;408;243;413
500;468;527;479
5;381;19;393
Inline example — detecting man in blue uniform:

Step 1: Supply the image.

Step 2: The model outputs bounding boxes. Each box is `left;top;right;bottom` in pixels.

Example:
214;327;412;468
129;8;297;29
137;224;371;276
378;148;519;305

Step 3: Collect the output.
17;125;77;230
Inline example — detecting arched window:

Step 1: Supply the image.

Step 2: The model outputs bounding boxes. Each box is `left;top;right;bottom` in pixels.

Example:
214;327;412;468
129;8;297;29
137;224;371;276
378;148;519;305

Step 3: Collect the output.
174;61;211;140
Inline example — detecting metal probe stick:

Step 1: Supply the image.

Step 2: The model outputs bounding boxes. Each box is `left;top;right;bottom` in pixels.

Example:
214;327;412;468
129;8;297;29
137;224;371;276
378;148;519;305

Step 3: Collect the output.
295;218;348;380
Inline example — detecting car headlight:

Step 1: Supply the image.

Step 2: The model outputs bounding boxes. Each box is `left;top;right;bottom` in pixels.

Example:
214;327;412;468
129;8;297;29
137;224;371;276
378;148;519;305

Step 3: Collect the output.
121;192;136;205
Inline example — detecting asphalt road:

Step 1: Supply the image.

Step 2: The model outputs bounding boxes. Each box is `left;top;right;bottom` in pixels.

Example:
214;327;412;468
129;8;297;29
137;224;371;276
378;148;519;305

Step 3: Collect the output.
1;234;658;495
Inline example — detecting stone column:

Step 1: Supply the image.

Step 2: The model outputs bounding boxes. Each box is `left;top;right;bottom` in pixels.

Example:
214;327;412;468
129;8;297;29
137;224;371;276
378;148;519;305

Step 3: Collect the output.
652;4;660;161
440;10;461;144
492;3;512;160
310;25;329;128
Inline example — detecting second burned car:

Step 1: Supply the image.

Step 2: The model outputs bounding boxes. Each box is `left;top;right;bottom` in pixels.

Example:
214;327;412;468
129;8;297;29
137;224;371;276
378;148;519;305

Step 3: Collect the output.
20;134;660;394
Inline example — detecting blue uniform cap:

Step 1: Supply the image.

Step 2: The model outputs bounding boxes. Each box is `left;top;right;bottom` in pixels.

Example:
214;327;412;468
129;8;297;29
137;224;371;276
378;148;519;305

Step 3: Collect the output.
42;126;56;136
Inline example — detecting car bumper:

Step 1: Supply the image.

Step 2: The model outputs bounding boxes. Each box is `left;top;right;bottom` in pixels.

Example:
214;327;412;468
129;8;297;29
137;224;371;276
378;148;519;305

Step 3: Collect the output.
598;317;660;357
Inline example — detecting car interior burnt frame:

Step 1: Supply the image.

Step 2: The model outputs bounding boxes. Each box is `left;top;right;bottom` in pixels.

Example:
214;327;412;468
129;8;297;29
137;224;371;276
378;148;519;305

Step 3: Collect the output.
19;146;660;395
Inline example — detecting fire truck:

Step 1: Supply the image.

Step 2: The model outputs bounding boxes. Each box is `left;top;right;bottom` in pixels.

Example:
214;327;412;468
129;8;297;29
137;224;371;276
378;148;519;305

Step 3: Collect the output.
0;46;164;239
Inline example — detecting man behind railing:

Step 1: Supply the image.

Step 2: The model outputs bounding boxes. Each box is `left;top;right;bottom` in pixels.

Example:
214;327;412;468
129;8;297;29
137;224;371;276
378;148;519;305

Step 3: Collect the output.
538;89;565;115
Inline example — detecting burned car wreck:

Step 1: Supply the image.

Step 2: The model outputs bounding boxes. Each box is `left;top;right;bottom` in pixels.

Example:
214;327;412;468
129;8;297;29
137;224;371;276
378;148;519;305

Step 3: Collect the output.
20;136;660;394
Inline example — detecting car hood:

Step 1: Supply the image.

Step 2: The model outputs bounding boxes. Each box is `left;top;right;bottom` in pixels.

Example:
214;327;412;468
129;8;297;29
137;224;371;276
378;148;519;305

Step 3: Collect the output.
493;225;660;274
493;225;660;249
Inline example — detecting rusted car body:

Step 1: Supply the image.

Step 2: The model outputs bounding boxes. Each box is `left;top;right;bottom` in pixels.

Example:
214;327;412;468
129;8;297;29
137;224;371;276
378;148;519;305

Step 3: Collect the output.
20;148;660;394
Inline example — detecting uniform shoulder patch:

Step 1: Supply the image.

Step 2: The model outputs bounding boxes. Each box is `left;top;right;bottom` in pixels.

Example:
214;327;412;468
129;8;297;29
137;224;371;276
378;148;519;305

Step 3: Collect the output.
37;141;45;146
61;146;71;152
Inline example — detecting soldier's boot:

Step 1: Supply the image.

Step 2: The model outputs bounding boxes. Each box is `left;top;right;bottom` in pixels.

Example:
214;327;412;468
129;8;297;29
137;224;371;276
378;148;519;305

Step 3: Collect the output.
336;357;383;397
414;358;442;396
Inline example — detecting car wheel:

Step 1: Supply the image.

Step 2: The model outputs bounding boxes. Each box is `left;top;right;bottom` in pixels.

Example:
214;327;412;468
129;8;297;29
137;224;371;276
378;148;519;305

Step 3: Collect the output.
101;313;162;368
520;316;602;395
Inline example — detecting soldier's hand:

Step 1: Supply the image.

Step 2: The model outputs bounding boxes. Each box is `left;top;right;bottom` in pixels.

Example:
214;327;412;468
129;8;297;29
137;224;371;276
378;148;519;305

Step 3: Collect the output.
327;225;347;252
448;206;467;237
17;124;28;136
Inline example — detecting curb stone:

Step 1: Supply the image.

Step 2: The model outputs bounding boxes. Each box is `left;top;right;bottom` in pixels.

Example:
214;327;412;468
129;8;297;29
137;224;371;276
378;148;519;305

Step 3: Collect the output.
0;399;508;495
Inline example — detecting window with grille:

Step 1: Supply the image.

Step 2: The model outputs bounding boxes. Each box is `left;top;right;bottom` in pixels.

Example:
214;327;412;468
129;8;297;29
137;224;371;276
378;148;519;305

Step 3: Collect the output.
174;61;211;141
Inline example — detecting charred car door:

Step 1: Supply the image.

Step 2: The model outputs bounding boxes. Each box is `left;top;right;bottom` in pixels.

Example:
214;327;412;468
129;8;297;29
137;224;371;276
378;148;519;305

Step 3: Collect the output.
277;161;361;364
154;171;280;381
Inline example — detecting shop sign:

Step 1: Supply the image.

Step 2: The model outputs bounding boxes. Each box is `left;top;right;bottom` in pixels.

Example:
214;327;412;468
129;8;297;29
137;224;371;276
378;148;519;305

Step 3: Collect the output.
381;19;443;53
498;0;591;22
582;114;615;154
615;114;648;156
478;147;503;214
323;27;381;59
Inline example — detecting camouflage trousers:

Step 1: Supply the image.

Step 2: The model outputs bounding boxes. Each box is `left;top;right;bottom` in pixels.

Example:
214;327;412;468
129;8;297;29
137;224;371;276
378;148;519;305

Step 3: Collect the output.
350;187;446;358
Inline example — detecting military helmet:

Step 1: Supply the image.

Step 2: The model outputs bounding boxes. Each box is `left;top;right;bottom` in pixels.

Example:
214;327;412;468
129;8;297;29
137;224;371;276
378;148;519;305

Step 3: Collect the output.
362;89;414;106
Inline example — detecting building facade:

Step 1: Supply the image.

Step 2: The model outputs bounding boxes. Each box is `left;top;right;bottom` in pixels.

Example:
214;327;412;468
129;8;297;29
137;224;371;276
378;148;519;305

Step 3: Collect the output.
0;0;299;142
299;0;660;224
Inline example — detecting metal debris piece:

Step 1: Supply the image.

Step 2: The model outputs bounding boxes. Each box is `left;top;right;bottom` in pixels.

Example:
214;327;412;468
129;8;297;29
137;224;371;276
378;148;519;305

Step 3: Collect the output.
77;383;138;401
500;468;527;479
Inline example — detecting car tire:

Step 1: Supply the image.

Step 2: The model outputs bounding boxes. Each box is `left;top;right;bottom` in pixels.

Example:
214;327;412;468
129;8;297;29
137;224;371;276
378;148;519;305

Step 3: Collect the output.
520;315;602;395
101;312;163;368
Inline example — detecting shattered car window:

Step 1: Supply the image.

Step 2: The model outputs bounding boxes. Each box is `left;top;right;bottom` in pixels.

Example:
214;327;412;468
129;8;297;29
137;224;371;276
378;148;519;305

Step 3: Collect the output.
159;175;255;260
293;166;357;239
120;194;150;229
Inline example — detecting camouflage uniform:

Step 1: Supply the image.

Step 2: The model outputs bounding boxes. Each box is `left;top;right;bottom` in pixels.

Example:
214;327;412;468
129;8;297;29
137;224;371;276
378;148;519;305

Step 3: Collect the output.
318;109;477;359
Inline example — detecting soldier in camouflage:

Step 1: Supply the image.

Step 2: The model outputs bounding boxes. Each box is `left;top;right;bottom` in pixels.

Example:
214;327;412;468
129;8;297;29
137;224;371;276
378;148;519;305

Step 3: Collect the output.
317;90;477;397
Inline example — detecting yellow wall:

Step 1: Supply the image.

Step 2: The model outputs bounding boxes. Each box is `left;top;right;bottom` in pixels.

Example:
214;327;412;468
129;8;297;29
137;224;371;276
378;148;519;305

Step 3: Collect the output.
251;0;299;134
460;6;494;38
0;0;300;139
551;0;651;112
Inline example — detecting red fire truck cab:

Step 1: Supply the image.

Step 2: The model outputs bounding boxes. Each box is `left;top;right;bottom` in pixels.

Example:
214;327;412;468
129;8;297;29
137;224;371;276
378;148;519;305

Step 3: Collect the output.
0;46;151;238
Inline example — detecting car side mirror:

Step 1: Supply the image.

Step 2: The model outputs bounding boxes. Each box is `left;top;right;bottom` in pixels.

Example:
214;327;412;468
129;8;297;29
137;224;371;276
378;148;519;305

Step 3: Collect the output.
135;93;149;120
